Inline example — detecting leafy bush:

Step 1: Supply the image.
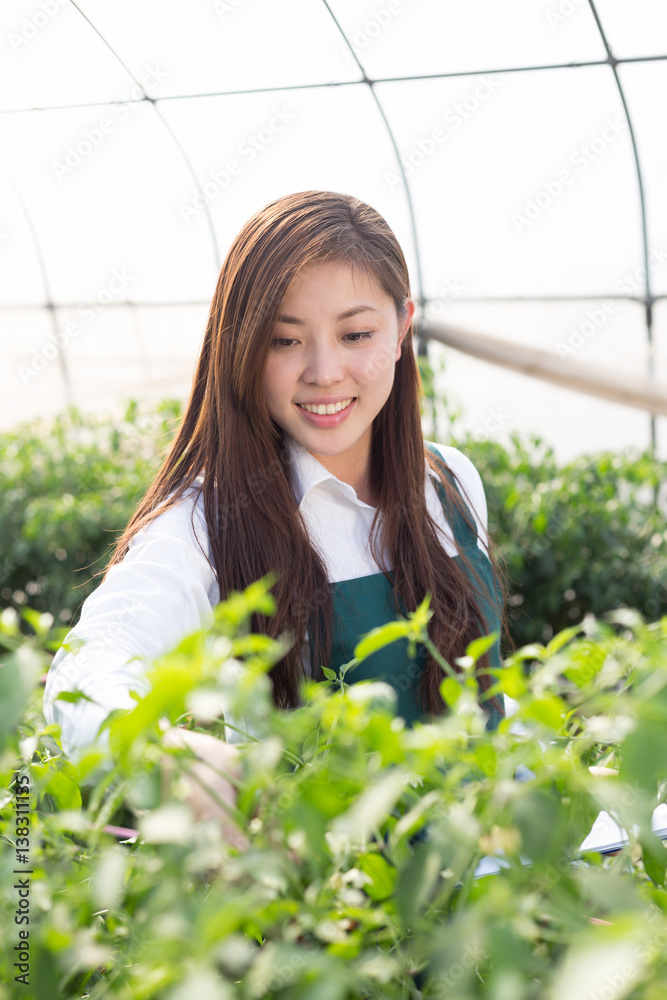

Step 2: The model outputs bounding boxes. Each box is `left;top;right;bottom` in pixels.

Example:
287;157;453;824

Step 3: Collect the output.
2;585;667;999
0;400;665;651
0;400;181;627
460;434;667;647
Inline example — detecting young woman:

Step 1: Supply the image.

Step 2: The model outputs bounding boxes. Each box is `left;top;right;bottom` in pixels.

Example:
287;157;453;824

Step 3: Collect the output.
44;190;505;832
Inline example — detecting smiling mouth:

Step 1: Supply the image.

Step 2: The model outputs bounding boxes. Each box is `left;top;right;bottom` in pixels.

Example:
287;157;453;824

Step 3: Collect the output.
297;397;355;415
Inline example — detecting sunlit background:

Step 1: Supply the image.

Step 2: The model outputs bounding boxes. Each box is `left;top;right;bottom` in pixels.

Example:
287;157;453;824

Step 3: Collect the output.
1;0;665;459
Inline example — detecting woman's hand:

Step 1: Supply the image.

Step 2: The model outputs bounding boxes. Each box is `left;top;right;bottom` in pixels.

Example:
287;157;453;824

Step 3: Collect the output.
588;766;619;778
161;726;249;851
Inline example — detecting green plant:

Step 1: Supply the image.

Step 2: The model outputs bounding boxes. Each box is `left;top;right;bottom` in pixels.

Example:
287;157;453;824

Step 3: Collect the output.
458;434;667;647
0;400;182;629
2;583;667;999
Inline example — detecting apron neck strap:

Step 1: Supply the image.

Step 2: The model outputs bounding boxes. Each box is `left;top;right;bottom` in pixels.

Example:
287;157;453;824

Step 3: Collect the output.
424;441;479;551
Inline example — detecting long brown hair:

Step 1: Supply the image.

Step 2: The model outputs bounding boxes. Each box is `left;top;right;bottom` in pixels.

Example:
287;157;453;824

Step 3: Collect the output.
105;190;505;716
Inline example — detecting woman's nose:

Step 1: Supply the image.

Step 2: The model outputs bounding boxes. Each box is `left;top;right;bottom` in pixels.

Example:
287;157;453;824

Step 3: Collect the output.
302;344;344;386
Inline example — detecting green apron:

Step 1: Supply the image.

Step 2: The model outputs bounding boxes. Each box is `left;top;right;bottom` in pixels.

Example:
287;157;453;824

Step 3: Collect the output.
317;444;504;730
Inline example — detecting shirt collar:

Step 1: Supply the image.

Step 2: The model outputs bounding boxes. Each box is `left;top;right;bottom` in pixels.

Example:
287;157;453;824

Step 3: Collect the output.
285;435;441;508
285;435;363;507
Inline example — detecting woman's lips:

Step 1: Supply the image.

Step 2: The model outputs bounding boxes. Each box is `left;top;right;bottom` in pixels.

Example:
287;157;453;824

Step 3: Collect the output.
295;397;356;427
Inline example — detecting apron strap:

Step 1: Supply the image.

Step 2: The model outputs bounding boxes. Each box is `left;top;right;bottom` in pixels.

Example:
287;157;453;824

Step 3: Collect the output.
424;441;479;552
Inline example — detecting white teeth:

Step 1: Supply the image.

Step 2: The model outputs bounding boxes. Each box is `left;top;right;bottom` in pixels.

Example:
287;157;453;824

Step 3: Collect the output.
299;398;353;415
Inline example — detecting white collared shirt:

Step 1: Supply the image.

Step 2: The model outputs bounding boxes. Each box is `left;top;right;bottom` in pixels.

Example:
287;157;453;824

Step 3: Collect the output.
288;437;488;582
43;438;488;756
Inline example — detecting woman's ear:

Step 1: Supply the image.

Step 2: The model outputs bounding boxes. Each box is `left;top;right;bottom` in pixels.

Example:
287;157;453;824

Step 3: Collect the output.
395;298;416;361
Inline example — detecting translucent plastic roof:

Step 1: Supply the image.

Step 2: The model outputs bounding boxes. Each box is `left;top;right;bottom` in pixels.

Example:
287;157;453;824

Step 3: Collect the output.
1;0;665;459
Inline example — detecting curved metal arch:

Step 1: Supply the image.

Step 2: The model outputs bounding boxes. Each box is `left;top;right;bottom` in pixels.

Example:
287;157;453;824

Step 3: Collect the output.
587;0;655;451
2;4;661;455
319;0;426;350
67;1;221;273
11;181;73;406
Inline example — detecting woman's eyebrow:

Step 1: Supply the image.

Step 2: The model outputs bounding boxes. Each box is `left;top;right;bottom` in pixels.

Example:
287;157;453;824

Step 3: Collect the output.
276;305;379;325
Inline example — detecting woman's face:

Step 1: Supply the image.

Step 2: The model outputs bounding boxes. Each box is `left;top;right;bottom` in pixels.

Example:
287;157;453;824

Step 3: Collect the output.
262;260;414;483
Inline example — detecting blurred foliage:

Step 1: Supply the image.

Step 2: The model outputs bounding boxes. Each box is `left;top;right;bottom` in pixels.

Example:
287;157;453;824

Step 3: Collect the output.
2;585;667;998
0;397;665;651
459;434;667;648
0;400;181;627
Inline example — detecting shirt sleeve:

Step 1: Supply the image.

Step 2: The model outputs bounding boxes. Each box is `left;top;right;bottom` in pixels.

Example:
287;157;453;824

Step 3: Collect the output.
427;443;489;552
43;492;219;758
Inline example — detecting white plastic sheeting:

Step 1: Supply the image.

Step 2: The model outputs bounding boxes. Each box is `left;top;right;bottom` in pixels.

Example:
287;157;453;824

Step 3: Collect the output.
0;0;665;457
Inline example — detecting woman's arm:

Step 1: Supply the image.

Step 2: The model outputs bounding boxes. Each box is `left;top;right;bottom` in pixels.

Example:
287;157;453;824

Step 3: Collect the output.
43;492;219;758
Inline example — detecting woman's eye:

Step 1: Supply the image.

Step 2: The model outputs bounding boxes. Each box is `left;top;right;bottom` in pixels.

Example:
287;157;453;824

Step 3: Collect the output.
343;331;372;343
271;337;297;349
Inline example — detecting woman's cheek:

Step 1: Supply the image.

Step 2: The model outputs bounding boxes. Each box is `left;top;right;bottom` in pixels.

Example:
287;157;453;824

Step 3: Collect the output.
360;343;396;385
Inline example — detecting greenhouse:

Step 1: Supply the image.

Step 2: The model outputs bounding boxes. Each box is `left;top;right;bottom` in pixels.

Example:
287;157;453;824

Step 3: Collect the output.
1;1;667;997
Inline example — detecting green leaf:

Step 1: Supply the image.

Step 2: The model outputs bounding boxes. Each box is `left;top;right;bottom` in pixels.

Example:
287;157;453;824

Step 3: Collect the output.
620;718;667;793
0;647;42;752
19;606;54;636
523;695;565;730
354;621;411;660
465;631;499;663
332;770;407;843
545;624;582;656
396;846;442;927
640;835;666;887
409;593;433;632
499;661;526;699
509;643;546;663
54;690;97;705
32;760;82;810
440;677;462;709
358;852;396;901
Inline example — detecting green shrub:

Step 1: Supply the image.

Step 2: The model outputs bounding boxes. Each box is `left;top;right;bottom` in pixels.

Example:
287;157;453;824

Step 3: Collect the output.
0;400;182;628
2;588;667;999
0;400;665;651
460;433;667;647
